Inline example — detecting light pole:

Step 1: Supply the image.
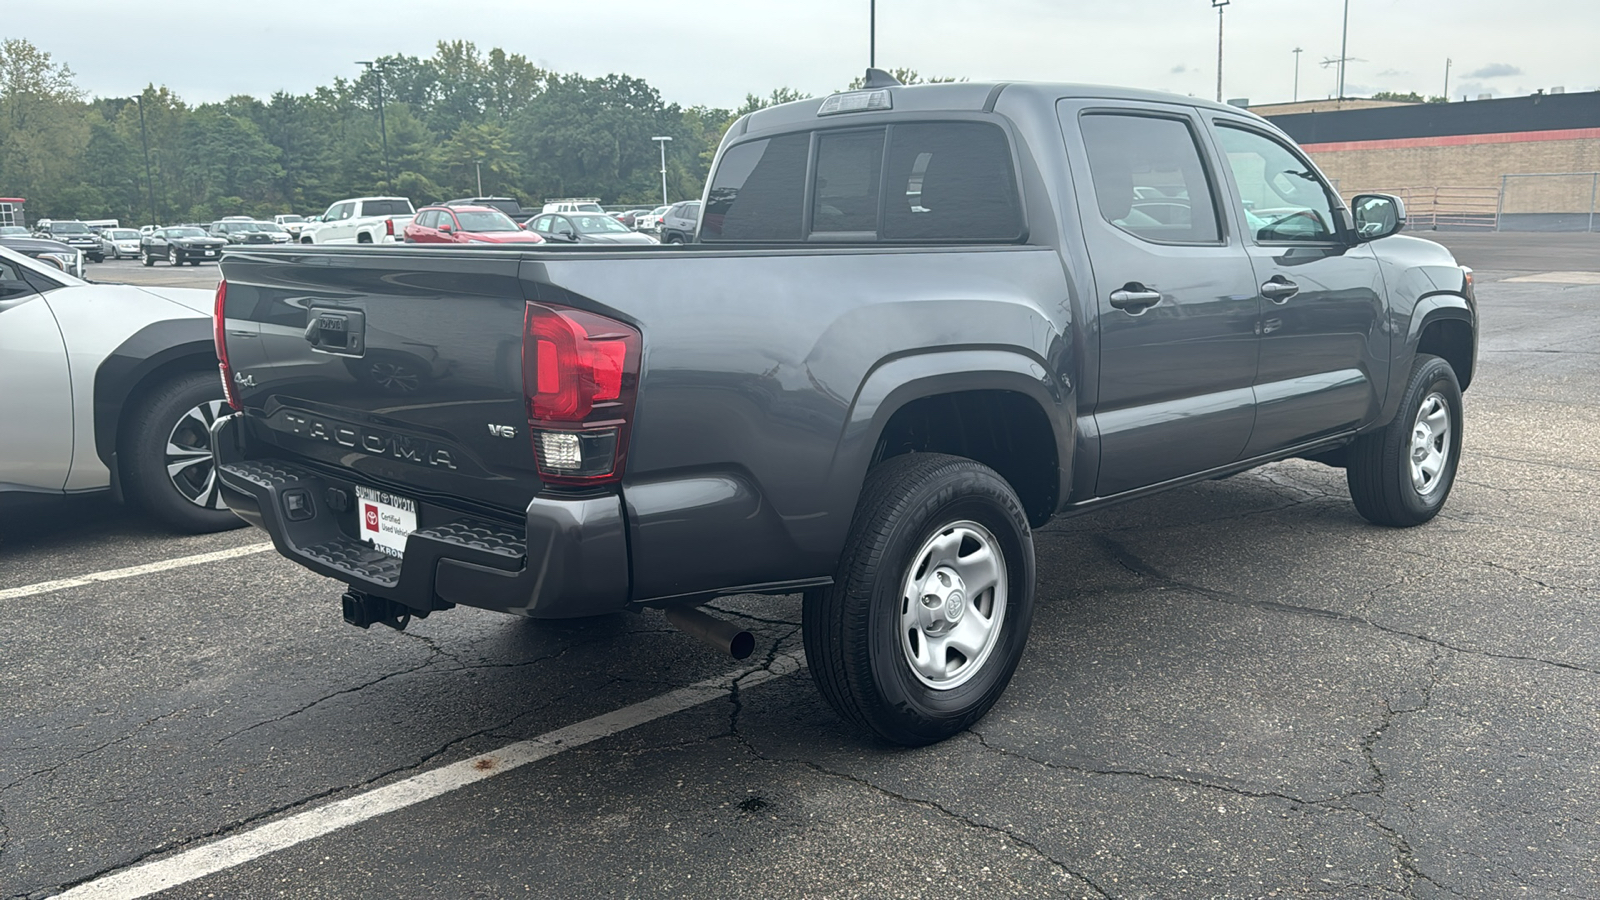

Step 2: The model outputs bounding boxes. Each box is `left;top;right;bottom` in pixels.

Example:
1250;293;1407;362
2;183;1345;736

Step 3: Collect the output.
356;60;391;184
1443;57;1452;101
652;135;673;207
1293;47;1303;102
1337;0;1351;99
134;93;158;227
475;159;484;196
1212;0;1230;104
870;0;876;68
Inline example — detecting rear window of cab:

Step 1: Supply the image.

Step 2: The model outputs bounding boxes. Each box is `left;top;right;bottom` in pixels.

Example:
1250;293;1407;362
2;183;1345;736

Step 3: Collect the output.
701;121;1023;243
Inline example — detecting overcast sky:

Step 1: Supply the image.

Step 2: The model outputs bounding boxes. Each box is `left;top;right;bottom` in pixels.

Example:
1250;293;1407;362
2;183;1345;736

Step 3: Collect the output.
11;0;1597;110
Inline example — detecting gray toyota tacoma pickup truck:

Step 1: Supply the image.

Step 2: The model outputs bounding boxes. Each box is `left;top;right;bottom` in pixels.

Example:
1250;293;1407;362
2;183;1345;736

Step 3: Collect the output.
212;74;1476;746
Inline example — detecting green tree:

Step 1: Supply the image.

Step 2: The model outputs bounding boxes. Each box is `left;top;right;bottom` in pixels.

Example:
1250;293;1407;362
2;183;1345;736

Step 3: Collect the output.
0;38;88;217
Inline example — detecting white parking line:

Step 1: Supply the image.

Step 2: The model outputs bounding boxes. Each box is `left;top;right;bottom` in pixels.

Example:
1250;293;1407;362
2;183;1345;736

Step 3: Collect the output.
0;542;275;601
54;649;806;900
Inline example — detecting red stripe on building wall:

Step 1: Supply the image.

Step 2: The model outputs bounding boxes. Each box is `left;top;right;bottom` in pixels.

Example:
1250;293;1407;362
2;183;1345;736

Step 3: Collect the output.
1300;127;1600;153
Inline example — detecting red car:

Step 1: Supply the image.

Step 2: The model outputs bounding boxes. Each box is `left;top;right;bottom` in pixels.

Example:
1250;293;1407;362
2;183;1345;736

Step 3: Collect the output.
403;205;545;244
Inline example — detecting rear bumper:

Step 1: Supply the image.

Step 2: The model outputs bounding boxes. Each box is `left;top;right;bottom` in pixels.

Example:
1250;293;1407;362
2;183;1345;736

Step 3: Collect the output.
212;413;630;618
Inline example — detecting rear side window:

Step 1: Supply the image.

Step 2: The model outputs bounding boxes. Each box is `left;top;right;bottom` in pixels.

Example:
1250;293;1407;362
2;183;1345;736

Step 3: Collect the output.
881;123;1021;241
1079;113;1221;244
701;134;810;241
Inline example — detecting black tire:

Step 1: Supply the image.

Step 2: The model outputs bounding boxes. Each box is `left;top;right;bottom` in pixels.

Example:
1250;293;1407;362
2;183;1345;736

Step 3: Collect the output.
1346;354;1463;527
120;370;246;534
803;453;1036;746
142;252;155;267
168;247;180;266
357;233;372;244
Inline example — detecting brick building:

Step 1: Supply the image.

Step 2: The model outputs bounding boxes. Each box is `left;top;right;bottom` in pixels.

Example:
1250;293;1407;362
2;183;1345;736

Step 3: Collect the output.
1261;91;1600;230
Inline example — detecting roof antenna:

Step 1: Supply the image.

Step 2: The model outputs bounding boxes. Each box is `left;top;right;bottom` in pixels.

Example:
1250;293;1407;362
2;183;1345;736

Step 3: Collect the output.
862;68;902;89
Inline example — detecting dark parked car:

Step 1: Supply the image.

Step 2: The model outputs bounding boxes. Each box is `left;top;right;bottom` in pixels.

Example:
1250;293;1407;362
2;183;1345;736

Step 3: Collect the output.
33;220;104;262
523;212;658;245
214;74;1476;747
657;201;700;243
404;206;545;245
141;226;228;266
210;220;281;245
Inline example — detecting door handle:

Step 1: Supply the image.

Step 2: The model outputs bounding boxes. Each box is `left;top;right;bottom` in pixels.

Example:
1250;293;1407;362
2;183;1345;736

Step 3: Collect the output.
1261;278;1300;303
1109;284;1163;313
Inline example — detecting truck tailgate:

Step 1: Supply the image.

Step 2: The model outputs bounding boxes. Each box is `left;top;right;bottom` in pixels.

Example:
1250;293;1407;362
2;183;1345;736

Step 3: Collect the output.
219;248;539;515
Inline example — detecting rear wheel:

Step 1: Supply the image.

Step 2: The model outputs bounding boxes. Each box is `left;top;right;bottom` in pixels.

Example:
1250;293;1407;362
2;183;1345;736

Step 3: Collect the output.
120;370;246;534
803;453;1035;746
1346;354;1463;527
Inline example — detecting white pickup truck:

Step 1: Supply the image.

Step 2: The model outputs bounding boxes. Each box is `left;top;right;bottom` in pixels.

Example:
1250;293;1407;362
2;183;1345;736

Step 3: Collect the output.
299;196;415;245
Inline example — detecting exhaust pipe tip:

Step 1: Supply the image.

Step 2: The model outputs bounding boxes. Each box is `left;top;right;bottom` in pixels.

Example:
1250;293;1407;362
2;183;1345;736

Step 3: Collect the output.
665;605;756;660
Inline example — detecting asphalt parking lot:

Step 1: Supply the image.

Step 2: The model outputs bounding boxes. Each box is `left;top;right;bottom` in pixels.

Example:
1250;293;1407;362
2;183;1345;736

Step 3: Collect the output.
5;232;1598;899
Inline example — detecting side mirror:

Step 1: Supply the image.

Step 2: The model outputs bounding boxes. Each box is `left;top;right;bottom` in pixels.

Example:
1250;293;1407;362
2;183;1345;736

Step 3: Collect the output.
1350;193;1406;242
438;223;453;233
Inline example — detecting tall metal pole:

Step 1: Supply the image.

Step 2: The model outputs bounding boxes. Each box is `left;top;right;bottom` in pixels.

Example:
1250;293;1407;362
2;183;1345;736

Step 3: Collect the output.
1212;0;1229;104
652;136;673;207
1443;58;1452;101
135;94;158;227
476;160;483;196
1293;47;1303;102
1337;0;1351;99
870;0;876;69
357;61;391;184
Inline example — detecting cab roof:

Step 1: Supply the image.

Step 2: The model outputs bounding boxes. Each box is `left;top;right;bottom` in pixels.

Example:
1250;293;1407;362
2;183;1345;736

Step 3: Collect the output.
739;80;1267;136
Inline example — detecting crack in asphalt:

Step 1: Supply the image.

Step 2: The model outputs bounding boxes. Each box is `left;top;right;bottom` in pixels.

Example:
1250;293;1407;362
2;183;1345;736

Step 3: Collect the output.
1098;536;1600;677
798;760;1113;899
212;655;442;745
965;729;1329;806
212;633;613;745
0;707;195;798
1350;650;1461;898
716;633;1113;899
34;683;586;900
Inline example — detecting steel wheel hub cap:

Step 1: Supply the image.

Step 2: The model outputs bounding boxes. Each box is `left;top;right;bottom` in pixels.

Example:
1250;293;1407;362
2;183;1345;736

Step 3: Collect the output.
166;399;228;509
1409;391;1451;496
900;520;1008;690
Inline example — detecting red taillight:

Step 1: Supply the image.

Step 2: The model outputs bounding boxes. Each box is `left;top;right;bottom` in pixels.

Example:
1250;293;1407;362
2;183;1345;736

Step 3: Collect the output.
213;280;240;410
521;303;641;485
385;218;395;237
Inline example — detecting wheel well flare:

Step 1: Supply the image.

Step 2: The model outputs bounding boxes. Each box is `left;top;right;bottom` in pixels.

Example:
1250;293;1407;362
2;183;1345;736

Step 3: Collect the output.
873;390;1058;526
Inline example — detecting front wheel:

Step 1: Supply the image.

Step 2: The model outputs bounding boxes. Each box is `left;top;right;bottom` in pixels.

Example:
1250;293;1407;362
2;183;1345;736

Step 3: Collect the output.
803;453;1035;746
142;252;155;267
1346;354;1463;527
168;247;179;266
120;370;246;534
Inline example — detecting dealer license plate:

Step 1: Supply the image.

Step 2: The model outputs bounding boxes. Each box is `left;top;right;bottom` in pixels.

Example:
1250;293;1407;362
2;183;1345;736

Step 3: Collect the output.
356;486;417;558
204;250;217;256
